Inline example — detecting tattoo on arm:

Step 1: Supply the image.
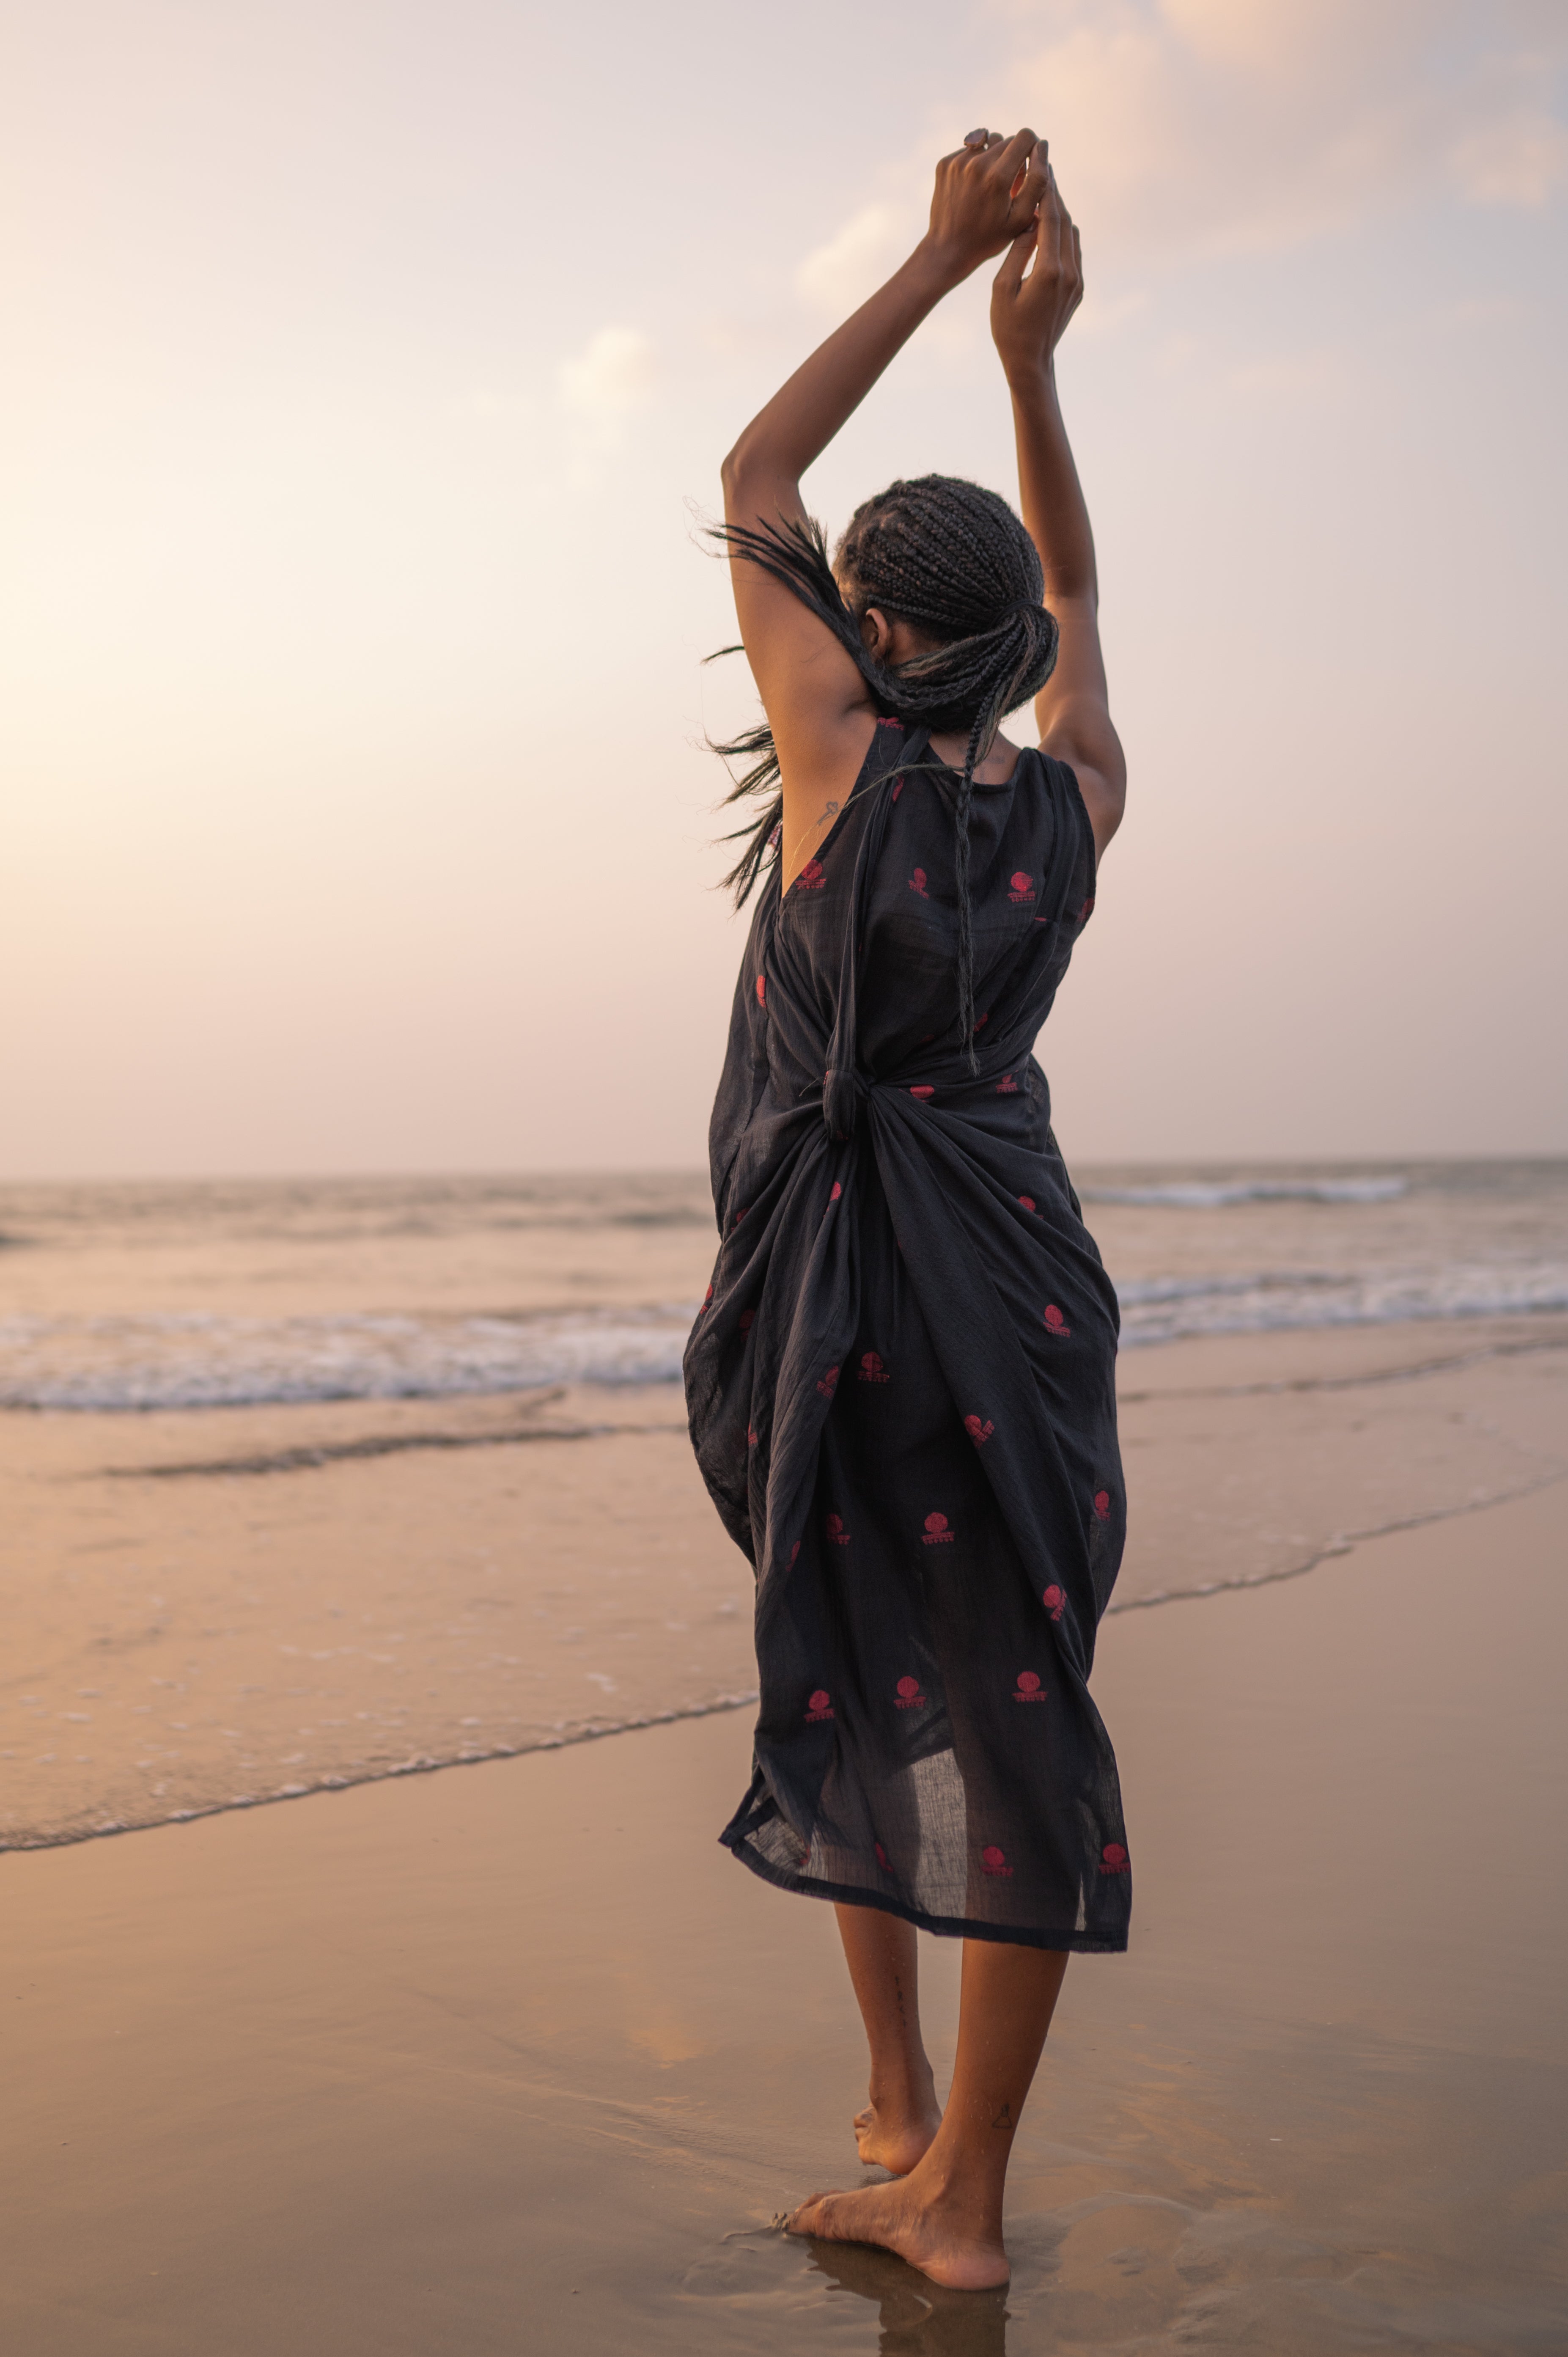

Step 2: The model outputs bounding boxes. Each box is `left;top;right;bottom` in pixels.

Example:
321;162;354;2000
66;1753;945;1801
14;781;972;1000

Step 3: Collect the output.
991;2101;1013;2131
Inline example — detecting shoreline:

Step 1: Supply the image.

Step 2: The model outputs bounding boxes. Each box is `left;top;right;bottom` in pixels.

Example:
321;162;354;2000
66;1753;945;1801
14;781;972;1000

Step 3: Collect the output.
5;1457;1563;1859
4;1310;1565;1856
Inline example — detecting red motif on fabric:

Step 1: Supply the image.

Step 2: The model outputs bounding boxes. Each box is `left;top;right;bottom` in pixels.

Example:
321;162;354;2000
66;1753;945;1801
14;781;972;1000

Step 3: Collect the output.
908;867;929;897
1018;1195;1036;1212
1043;1584;1066;1621
826;1512;849;1546
829;1181;842;1202
874;1840;891;1870
1078;897;1096;922
1013;1671;1046;1703
858;1351;890;1384
805;1688;834;1723
909;1084;934;1100
1099;1843;1129;1875
816;1364;840;1399
747;1426;759;1447
964;1414;994;1447
1008;871;1036;904
1093;1489;1111;1522
755;974;766;1006
894;1675;928;1710
981;1844;1013;1878
796;858;825;891
700;1283;713;1312
891;778;904;802
1043;1303;1071;1337
996;1074;1019;1095
921;1512;954;1546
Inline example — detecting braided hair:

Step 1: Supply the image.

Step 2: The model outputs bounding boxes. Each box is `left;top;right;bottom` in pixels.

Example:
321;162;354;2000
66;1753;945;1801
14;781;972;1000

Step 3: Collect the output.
708;475;1059;1065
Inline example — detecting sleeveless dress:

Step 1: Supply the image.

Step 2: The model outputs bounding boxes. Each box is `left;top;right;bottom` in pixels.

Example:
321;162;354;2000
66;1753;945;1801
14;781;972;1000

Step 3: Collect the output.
683;717;1131;1952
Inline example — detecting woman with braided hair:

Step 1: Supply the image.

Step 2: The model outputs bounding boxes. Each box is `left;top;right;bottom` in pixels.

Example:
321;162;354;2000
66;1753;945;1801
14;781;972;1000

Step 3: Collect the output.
683;128;1129;2290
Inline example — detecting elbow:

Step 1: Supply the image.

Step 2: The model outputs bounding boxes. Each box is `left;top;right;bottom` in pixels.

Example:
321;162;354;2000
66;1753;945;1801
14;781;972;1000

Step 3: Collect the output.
720;427;763;495
720;433;793;513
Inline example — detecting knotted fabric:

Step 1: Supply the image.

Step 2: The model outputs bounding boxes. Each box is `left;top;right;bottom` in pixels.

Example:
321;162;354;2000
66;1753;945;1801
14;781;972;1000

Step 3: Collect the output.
684;717;1131;1951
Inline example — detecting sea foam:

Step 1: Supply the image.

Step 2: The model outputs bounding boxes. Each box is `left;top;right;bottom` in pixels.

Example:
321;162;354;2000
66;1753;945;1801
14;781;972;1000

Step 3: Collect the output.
3;1265;1565;1409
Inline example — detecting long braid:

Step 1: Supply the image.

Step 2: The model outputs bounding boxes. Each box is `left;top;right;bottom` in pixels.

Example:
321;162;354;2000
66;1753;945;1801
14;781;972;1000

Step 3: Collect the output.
708;474;1059;1052
953;709;984;1070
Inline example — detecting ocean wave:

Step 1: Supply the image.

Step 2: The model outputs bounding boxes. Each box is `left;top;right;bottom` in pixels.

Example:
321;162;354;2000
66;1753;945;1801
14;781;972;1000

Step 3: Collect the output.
0;1306;697;1412
1118;1263;1568;1346
1081;1176;1409;1208
3;1263;1565;1410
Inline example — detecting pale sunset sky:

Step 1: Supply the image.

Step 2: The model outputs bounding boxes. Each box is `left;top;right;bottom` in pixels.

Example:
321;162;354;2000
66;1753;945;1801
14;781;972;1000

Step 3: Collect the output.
3;0;1565;1176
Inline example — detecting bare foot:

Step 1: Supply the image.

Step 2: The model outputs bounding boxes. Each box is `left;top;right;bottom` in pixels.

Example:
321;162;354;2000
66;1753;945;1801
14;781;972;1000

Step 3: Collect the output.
788;2171;1009;2291
853;2091;942;2176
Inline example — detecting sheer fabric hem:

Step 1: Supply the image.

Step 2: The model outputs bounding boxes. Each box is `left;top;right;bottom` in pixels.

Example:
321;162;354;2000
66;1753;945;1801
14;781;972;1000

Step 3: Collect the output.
719;1823;1129;1956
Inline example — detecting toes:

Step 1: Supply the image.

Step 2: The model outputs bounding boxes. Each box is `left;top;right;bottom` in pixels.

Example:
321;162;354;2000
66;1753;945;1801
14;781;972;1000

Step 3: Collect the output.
785;2194;832;2238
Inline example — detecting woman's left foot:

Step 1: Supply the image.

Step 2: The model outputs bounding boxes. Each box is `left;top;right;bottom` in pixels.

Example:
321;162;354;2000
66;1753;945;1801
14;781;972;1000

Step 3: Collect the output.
853;2094;942;2176
787;2175;1008;2291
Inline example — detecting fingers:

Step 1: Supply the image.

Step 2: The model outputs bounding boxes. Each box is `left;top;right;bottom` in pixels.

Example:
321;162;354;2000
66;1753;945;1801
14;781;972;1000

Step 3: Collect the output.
985;125;1039;206
992;222;1037;298
993;162;1080;303
1008;136;1049;218
959;124;1037;173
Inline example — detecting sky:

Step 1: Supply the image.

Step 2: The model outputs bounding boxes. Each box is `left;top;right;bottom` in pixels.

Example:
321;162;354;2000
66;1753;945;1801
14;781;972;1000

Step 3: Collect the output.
2;0;1565;1177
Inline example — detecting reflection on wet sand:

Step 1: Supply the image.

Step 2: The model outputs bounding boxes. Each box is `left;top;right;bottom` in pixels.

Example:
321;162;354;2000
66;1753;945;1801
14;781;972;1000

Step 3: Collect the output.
805;2237;1010;2355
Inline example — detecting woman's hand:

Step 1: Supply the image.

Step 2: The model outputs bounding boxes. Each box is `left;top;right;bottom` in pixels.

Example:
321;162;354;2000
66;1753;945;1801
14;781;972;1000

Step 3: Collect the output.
920;129;1049;287
717;123;1057;890
990;158;1083;384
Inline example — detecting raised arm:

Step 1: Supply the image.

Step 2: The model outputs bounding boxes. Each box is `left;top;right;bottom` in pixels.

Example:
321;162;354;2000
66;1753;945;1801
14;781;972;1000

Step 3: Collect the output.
722;131;1047;884
990;160;1126;861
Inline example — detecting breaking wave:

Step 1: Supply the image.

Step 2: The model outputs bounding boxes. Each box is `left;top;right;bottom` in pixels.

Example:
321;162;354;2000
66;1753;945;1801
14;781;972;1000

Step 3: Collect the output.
3;1265;1565;1410
1081;1176;1409;1208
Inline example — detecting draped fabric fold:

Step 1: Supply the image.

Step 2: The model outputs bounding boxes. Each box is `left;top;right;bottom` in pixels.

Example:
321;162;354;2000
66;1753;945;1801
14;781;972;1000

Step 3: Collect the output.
684;718;1130;1952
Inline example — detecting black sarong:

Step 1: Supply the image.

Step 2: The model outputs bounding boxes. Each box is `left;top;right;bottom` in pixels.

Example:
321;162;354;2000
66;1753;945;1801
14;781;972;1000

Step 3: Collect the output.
684;718;1130;1951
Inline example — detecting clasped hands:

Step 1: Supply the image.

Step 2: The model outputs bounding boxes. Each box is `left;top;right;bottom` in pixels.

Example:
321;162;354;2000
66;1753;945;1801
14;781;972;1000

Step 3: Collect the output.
921;127;1084;380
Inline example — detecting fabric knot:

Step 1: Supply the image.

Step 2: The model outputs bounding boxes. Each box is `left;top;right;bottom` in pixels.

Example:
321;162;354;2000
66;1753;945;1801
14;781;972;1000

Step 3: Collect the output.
823;1065;868;1144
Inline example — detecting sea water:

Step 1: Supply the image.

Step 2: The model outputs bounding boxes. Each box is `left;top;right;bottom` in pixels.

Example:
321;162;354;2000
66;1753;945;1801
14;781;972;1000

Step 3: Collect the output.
2;1159;1564;1410
2;1160;1564;1854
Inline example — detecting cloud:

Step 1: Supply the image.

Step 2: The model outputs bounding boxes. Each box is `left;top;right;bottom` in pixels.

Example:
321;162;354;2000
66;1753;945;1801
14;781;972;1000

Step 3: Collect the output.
795;204;918;315
556;327;656;445
1451;110;1568;207
784;4;1565;353
990;0;1568;263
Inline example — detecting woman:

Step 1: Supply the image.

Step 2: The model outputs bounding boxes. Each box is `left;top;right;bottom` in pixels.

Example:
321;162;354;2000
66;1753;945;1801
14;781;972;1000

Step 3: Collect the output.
683;128;1129;2292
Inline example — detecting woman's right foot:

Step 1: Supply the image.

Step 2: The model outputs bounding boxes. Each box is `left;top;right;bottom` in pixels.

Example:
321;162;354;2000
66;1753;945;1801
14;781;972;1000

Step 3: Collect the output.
788;2166;1010;2290
853;2090;943;2176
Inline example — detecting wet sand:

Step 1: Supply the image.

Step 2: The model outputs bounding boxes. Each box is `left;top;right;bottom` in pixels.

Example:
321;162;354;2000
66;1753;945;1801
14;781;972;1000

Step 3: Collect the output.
3;1477;1565;2354
5;1312;1565;1848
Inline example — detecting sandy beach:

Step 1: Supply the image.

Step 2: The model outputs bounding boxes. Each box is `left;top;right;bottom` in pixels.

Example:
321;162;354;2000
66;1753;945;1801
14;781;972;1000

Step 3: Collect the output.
3;1306;1563;1850
3;1285;1565;2351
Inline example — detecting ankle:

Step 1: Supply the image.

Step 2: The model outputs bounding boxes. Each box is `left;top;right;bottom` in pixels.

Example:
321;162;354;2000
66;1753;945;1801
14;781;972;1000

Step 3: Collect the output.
868;2061;938;2119
909;2137;1007;2222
